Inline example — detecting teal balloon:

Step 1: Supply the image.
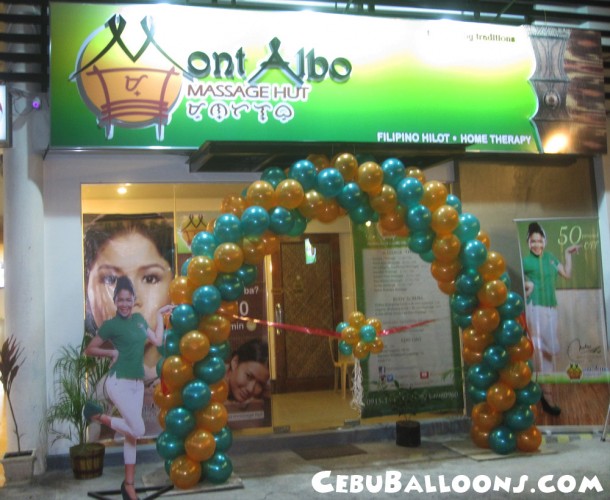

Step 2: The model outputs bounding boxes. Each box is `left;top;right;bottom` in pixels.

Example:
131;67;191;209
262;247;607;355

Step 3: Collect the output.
349;203;376;225
467;384;488;404
191;231;217;258
337;182;364;211
336;321;349;333
504;404;535;431
381;158;406;188
396;176;423;208
406;204;432;232
159;329;181;357
214;426;233;453
499;271;512;289
453;213;481;243
194;355;226;384
192;285;222;316
420;249;435;263
445;194;462;214
214;273;245;301
452;311;473;329
317;168;344;198
171;304;199;335
460;239;488;269
359;324;376;343
289;159;317;191
515;381;542;406
260;166;287;188
467;363;499;389
455;268;483;296
287;210;308;237
181;257;192;276
450;293;478;316
269;206;295;235
164;458;174;475
156;431;185;460
493;319;524;347
236;264;258;286
338;340;353;355
213;213;242;244
489;426;517;455
156;356;165;377
209;341;231;361
182;379;212;412
408;230;434;254
482;345;509;370
497;292;524;320
203;452;233;484
165;406;196;438
240;206;270;237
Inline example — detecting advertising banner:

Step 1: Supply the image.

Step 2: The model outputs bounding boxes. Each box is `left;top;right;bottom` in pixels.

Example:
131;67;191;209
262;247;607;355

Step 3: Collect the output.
50;3;605;154
0;84;10;147
352;224;463;418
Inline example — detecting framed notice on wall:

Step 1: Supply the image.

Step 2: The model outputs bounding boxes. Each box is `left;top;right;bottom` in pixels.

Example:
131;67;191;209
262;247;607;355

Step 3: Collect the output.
0;85;11;147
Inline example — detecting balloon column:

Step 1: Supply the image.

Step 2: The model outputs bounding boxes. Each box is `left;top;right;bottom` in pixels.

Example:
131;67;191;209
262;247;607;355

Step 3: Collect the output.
157;153;541;489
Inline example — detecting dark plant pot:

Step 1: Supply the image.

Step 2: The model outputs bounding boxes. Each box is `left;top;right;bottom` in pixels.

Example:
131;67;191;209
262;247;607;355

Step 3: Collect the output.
396;420;421;447
1;449;36;486
70;443;105;480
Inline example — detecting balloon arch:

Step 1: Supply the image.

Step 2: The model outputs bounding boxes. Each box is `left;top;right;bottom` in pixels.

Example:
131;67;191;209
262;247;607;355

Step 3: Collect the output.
154;153;542;489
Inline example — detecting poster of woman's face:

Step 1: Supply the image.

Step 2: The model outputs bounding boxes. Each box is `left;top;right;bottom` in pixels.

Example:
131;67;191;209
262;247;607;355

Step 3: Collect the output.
83;213;174;436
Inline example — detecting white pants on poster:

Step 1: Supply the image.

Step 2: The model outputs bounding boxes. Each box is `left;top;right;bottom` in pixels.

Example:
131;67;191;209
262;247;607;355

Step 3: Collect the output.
526;304;560;373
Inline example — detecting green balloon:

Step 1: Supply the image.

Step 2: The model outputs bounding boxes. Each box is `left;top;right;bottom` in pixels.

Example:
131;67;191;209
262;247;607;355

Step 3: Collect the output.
204;452;233;484
156;431;185;461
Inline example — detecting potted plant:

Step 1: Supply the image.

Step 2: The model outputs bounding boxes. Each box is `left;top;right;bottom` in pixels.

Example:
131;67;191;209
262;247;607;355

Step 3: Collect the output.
388;380;422;448
0;335;36;485
44;338;109;479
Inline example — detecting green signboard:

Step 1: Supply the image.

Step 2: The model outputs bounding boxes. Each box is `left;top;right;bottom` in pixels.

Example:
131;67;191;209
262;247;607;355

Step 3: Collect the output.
49;3;606;154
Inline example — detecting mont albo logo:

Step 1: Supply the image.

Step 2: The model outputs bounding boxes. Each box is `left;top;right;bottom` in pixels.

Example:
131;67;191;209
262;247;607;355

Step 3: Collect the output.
70;14;353;141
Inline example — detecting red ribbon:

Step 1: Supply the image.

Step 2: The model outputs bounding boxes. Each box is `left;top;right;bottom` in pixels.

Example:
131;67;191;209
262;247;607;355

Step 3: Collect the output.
231;315;436;339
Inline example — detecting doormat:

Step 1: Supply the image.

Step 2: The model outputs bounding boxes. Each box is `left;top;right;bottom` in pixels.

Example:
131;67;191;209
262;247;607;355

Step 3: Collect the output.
140;466;244;497
294;444;367;460
442;439;555;461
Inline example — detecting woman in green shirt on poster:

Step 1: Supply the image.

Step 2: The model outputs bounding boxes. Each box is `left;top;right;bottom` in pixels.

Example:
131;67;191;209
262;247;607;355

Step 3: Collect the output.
84;276;173;500
522;222;580;416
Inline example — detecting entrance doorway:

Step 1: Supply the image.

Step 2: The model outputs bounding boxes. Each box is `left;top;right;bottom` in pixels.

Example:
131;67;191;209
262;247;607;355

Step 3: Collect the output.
271;233;343;393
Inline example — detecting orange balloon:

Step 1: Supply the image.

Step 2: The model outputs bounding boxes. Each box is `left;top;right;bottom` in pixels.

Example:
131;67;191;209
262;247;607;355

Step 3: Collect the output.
213;242;244;274
432;234;461;263
507;335;534;362
438;279;456;295
220;194;246;217
341;325;359;345
348;311;366;328
379;210;406;232
516;425;542;452
199;314;231;344
185;428;216;462
370;337;384;354
187;255;218;288
369;185;398;215
298;189;324;219
462;345;483;365
353;340;370;359
317;198;340;223
476;279;508;308
275;179;305;209
487;382;516;412
170;455;201;490
307;153;331;172
158;407;168;429
477;230;491;250
261;231;280;255
462;326;494;352
196;402;228;433
406;166;426;184
471;308;501;335
209;379;229;403
357;161;384;193
430;205;459;235
366;317;383;332
161;356;194;392
499;361;532;390
153;383;183;410
180;330;211;363
479;251;506;282
332;153;358;181
420;181;448;212
246;180;276;210
206;217;216;233
470;424;490;449
431;259;462;283
471;402;504;431
242;236;266;265
216;301;238;320
169;276;195;305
